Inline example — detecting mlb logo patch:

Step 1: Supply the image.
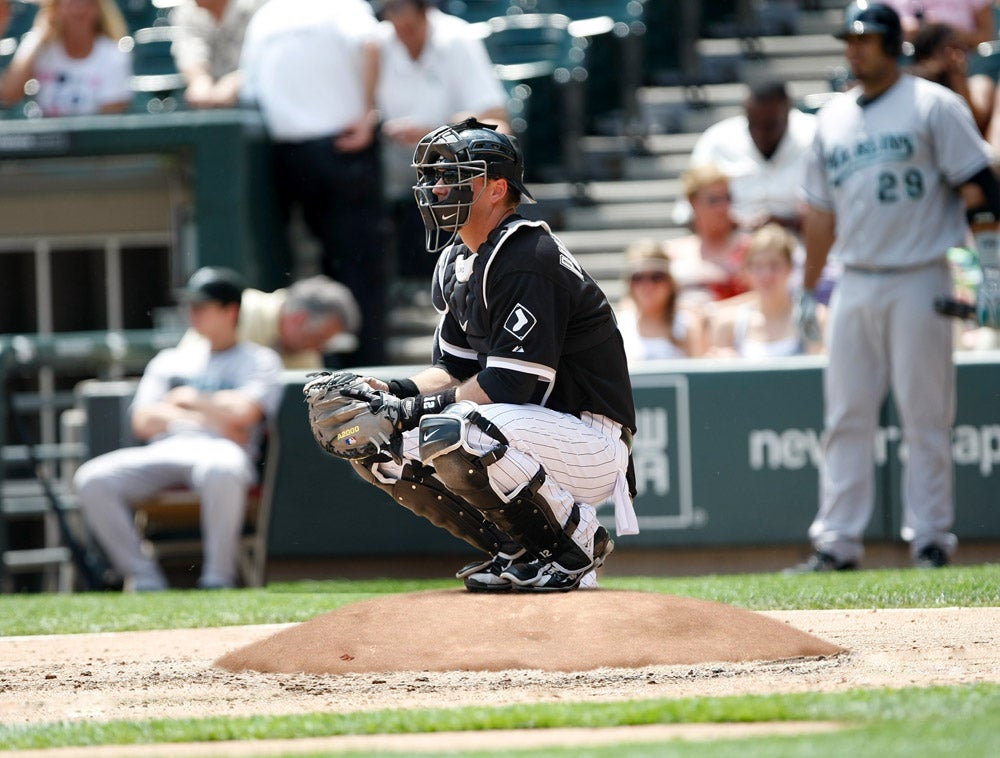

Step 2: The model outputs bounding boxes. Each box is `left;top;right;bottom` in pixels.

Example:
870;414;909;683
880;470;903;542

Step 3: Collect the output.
345;435;358;446
504;303;537;340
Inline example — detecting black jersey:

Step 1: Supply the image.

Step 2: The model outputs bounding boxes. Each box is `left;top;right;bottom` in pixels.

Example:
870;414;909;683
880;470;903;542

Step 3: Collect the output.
430;215;636;434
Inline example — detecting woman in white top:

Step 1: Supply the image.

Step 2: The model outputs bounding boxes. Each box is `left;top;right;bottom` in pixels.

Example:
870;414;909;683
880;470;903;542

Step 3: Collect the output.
709;223;822;359
0;0;132;117
616;239;705;366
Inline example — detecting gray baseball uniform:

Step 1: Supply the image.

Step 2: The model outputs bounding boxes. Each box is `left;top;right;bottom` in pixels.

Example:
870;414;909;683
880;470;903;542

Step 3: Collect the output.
801;72;992;563
74;339;282;589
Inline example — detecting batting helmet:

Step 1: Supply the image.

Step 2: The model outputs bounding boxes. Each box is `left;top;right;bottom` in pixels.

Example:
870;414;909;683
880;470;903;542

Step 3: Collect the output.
834;1;903;57
411;118;536;253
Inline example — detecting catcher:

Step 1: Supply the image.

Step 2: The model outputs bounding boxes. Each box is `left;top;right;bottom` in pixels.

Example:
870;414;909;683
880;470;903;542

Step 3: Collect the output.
305;119;638;592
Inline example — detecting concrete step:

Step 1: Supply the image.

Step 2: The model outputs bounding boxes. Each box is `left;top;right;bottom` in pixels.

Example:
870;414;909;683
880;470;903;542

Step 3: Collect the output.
554;225;684;256
561;199;675;231
697;32;843;59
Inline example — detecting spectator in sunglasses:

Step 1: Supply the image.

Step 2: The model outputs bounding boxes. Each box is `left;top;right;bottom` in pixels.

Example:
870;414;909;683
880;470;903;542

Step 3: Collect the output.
666;164;752;306
616;239;706;366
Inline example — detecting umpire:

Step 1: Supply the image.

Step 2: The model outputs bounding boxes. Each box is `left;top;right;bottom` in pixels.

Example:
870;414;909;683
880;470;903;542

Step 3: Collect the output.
306;118;637;592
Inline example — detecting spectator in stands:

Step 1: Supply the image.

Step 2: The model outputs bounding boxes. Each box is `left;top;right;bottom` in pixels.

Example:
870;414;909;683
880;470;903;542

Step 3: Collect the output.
673;79;816;234
374;0;509;284
911;21;993;133
708;223;821;358
616;239;705;365
666;164;752;305
884;0;995;50
0;0;132;116
179;274;362;370
169;0;265;109
889;0;997;136
239;0;387;364
74;267;282;591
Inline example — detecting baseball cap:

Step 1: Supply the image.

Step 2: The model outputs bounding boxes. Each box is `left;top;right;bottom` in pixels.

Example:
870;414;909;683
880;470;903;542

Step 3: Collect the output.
183;267;246;306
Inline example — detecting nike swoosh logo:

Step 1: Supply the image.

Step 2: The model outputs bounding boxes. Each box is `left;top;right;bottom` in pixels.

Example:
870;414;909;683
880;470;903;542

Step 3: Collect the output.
442;213;457;221
422;428;443;442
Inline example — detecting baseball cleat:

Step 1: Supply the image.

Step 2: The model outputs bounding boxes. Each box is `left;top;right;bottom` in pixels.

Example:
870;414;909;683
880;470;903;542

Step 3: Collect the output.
914;544;949;569
501;527;614;592
458;549;525;592
783;551;858;574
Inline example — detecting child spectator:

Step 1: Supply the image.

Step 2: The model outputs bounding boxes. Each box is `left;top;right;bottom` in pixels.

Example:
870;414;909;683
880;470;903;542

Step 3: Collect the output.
709;223;822;358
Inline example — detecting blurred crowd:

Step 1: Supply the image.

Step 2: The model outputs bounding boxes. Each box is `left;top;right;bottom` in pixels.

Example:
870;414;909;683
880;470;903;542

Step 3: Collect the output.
1;0;999;364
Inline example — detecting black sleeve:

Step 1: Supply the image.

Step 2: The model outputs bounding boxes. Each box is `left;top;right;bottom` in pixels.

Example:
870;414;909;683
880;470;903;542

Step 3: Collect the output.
433;315;480;381
962;166;1000;221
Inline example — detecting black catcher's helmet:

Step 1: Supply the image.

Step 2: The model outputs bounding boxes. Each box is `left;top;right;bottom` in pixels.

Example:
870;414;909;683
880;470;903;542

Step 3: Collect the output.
411;118;536;253
834;1;903;57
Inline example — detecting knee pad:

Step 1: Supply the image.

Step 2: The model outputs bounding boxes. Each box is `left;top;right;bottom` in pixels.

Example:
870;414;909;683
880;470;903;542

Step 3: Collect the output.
418;401;507;502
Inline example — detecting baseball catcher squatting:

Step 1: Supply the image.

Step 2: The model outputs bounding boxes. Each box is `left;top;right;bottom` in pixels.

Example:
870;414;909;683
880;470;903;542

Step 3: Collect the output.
306;118;638;591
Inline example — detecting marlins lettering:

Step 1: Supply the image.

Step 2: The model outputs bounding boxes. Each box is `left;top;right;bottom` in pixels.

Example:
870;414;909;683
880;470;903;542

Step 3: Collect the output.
827;132;914;187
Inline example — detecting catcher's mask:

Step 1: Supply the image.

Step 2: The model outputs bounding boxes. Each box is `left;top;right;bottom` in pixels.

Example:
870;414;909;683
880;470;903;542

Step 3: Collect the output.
412;118;535;253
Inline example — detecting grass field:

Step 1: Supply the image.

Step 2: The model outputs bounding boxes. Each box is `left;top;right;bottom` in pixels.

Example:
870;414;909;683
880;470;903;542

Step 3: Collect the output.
1;564;998;755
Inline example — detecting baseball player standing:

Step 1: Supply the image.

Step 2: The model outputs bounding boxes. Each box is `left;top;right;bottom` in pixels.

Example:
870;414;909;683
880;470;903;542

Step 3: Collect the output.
790;1;999;572
306;118;637;592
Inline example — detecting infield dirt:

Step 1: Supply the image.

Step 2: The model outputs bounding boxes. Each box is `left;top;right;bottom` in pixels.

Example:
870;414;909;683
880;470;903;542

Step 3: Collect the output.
0;594;997;756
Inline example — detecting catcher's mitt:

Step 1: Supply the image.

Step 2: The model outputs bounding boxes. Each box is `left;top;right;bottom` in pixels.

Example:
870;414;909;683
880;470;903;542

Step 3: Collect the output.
303;372;396;461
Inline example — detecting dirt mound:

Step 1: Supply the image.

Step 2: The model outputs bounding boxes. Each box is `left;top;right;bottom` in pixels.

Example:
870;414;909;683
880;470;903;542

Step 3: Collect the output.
216;589;843;674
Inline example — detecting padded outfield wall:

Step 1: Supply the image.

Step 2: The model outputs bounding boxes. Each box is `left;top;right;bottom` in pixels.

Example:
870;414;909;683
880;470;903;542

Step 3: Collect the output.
265;354;1000;559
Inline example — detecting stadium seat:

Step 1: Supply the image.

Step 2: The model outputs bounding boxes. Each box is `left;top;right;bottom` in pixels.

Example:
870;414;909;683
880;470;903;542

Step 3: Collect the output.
131;481;270;588
478;13;588;183
4;0;38;41
440;0;518;24
123;26;186;114
525;0;647;136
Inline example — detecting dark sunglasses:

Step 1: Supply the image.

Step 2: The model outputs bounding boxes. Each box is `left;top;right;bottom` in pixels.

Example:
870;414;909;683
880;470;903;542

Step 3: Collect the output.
630;271;669;284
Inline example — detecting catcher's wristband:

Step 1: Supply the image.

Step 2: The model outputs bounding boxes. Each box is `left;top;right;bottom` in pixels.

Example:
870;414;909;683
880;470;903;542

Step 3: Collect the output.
388;378;420;398
407;387;458;428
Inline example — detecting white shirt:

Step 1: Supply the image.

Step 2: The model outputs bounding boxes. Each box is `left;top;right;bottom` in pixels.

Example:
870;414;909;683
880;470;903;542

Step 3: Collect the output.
375;7;507;197
16;33;132;117
674;109;816;228
615;305;691;366
240;0;377;140
133;339;283;459
802;74;992;268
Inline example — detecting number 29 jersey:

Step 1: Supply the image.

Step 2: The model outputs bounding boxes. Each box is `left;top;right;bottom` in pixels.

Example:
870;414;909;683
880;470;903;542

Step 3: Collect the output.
801;73;992;269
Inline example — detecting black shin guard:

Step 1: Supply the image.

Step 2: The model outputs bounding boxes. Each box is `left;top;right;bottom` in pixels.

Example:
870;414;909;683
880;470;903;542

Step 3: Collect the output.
352;460;515;555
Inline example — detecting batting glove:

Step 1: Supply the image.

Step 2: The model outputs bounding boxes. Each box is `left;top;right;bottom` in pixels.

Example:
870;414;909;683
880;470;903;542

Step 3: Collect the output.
794;288;822;344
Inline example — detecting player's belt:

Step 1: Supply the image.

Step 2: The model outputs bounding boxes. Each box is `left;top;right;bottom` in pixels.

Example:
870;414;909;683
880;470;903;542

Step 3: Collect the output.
844;258;947;274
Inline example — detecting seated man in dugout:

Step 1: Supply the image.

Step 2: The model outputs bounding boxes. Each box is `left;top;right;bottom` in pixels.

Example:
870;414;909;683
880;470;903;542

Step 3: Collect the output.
74;267;283;591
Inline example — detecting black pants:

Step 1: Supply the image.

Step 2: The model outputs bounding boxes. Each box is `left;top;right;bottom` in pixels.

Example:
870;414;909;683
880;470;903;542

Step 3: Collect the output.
388;196;438;281
272;136;386;365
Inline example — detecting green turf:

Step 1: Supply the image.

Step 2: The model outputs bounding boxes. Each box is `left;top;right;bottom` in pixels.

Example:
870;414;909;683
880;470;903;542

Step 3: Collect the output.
0;684;997;753
1;565;996;753
0;564;997;636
